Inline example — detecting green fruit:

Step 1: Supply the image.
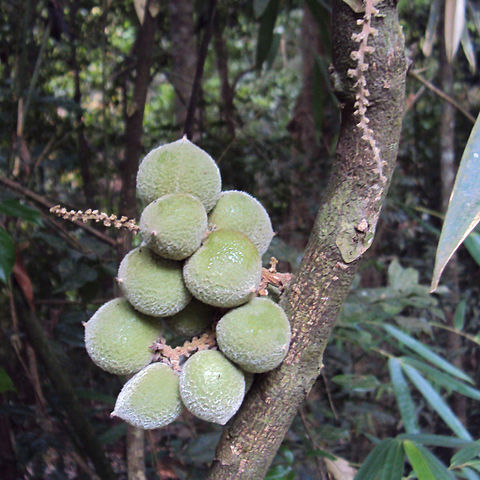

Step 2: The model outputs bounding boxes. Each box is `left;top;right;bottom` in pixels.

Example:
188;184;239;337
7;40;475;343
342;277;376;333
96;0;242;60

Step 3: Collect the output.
112;363;183;429
118;246;191;317
216;298;291;373
140;193;207;260
166;299;215;338
84;298;162;376
179;350;245;425
136;137;221;212
208;190;274;255
183;229;262;308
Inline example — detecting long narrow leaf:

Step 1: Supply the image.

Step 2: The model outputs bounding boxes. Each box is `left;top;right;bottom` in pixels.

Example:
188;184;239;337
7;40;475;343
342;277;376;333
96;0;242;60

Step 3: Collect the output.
414;443;456;479
462;467;480;480
451;441;480;469
384;325;473;383
380;439;405;480
398;434;472;448
388;358;419;433
402;364;472;440
402;357;480;400
431;111;480;291
355;439;394;480
444;0;466;63
464;231;480;267
422;0;441;57
461;23;476;73
404;440;436;480
255;0;280;70
453;299;467;331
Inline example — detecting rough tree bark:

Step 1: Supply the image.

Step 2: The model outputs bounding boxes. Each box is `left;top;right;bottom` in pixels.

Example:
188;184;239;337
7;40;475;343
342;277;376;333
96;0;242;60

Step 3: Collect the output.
207;2;407;478
117;9;156;480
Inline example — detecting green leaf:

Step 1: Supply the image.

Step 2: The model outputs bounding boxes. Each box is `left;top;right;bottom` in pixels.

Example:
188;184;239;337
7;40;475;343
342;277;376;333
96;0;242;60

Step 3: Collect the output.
255;0;280;70
265;464;295;480
462;467;480;480
453;299;467;330
0;368;15;393
388;259;419;292
451;440;480;469
464;231;480;267
402;357;480;400
384;324;473;384
402;364;472;440
398;434;472;448
355;438;394;480
404;440;436;480
0;227;15;285
431;111;480;291
0;199;42;225
388;358;419;434
461;23;476;73
380;439;405;480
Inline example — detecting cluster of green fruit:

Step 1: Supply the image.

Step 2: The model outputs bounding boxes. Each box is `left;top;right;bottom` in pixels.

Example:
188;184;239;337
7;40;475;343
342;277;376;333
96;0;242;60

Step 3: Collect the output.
84;138;291;429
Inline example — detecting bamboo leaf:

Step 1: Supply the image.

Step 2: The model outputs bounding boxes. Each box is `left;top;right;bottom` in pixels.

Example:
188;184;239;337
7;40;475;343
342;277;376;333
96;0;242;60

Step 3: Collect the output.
398;434;472;448
384;325;473;383
464;231;480;267
355;439;394;480
404;440;436;480
402;357;480;400
388;358;419;434
431;111;480;291
411;442;456;479
422;0;441;57
462;467;480;480
453;299;467;331
402;364;472;440
461;23;476;73
451;440;480;469
380;439;405;480
444;0;466;63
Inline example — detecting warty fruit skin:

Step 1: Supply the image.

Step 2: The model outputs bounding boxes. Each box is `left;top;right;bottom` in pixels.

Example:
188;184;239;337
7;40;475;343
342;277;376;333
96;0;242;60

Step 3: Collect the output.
140;193;208;261
84;298;162;376
216;297;291;373
136;137;221;212
112;363;183;429
118;246;191;317
166;299;215;338
208;190;274;255
179;350;245;425
183;229;262;308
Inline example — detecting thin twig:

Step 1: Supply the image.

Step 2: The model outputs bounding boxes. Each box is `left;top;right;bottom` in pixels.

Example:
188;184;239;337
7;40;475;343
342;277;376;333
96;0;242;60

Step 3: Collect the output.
0;176;116;247
409;70;476;123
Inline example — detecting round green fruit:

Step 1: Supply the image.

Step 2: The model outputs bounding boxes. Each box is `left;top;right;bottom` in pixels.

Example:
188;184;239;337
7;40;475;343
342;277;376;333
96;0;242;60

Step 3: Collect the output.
118;246;191;317
179;350;245;425
112;363;183;429
166;299;215;338
183;229;262;308
208;190;274;255
136;137;221;212
216;297;291;373
84;298;162;376
140;193;207;260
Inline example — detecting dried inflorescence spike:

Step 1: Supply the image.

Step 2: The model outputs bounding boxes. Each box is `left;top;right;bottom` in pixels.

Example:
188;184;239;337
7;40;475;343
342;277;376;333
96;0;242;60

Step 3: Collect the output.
151;331;217;372
257;257;292;296
348;0;386;185
49;205;140;232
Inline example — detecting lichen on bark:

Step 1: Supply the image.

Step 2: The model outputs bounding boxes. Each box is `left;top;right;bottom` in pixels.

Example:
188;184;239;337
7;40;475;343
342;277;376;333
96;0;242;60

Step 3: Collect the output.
207;1;407;479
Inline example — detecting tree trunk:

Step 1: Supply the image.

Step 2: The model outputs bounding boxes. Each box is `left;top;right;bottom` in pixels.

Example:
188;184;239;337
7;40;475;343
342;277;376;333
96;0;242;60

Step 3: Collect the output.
208;2;406;478
169;0;197;129
117;9;156;480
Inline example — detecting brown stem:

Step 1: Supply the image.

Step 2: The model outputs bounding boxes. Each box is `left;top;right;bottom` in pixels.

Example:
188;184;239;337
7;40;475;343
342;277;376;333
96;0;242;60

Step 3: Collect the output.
208;2;406;478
